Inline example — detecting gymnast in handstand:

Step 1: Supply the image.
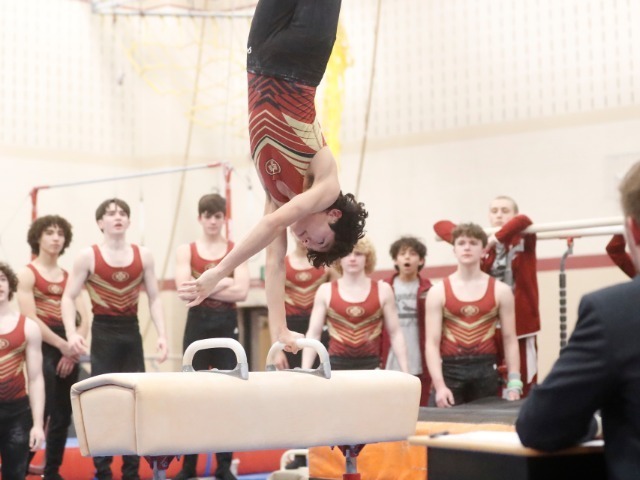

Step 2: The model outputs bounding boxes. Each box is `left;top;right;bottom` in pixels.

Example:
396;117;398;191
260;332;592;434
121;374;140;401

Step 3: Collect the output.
179;0;367;352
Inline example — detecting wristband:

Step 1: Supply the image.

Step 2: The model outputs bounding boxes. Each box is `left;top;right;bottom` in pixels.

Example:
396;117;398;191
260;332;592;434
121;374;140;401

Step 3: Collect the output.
506;379;524;391
507;372;522;382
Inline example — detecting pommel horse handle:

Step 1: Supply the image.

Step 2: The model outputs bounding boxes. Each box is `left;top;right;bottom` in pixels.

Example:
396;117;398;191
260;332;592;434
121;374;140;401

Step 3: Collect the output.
182;338;249;380
265;338;332;379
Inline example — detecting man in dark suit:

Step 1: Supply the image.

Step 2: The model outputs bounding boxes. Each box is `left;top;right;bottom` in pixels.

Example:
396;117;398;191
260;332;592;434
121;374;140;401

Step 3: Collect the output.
516;161;640;480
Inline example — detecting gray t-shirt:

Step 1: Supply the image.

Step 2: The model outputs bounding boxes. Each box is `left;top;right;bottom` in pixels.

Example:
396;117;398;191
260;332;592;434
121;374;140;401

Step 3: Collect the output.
386;277;423;375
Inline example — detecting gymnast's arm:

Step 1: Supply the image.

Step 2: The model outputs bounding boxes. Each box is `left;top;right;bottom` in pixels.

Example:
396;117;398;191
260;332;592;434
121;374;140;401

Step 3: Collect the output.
174;243;235;302
379;281;409;373
302;283;331;369
425;283;454;407
488;214;533;248
140;246;168;363
61;248;91;356
265;202;305;354
209;259;250;303
433;220;457;245
179;151;339;307
25;317;45;451
516;295;608;450
496;280;521;400
606;234;636;278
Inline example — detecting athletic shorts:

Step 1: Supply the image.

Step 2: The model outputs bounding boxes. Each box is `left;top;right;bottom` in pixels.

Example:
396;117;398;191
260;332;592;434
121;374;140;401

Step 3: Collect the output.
247;0;342;86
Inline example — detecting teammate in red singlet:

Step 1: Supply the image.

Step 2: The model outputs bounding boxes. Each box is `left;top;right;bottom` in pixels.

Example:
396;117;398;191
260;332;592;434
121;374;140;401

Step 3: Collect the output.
426;223;521;408
179;0;368;356
276;235;330;370
61;198;168;480
17;215;88;480
434;195;540;397
173;194;249;480
301;237;408;372
0;262;45;480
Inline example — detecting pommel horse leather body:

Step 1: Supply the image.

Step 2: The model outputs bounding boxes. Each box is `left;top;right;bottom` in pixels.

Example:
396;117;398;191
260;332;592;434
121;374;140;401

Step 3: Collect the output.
70;339;420;478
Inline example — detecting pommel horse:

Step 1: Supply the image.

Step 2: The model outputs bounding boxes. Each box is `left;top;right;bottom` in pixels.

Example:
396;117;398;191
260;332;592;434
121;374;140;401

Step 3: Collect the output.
70;339;421;480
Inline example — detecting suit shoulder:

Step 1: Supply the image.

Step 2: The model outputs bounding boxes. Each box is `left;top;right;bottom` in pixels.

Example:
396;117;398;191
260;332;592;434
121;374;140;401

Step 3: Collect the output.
585;277;640;305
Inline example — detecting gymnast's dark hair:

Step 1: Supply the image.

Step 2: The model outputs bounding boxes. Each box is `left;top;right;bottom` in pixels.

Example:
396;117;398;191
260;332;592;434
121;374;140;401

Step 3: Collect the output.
27;215;73;256
95;198;131;222
0;262;18;301
306;192;368;268
198;193;226;216
389;236;427;271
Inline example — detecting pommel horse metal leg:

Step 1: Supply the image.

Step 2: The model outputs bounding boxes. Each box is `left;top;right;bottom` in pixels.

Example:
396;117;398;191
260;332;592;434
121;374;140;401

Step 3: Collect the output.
337;444;365;480
143;455;175;480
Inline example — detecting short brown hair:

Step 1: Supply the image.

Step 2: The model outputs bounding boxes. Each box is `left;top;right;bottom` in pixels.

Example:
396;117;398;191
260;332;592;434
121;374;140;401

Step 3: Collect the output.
333;236;377;276
452;223;488;247
95;198;130;222
27;215;73;256
198;194;226;216
620;162;640;223
0;263;18;301
389;236;427;272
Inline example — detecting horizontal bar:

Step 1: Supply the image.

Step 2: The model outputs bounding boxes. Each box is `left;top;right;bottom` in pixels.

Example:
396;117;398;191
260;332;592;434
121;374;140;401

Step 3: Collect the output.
537;225;625;240
436;217;624;242
485;217;624;235
31;162;227;192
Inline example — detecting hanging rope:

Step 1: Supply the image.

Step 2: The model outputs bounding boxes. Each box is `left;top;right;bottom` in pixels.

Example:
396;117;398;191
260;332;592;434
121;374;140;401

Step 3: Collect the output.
354;0;383;199
142;8;210;341
158;11;209;284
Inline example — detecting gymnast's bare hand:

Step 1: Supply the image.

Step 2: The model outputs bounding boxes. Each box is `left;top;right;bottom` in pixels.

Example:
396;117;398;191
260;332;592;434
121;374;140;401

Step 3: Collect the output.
179;277;234;302
67;332;88;356
58;340;75;358
56;355;77;379
30;425;45;452
279;327;304;354
156;336;168;363
484;234;499;255
178;268;222;307
273;351;290;370
504;388;521;401
435;386;455;408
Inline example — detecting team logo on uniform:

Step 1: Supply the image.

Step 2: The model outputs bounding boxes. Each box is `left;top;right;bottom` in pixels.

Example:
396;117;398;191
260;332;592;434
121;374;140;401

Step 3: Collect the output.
205;262;217;271
461;305;479;317
48;284;63;295
112;271;130;282
295;271;312;282
346;306;365;317
265;159;281;175
0;339;9;349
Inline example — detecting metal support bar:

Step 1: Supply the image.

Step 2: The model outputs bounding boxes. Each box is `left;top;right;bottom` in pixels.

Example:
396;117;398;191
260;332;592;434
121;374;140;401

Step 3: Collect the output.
559;238;574;349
